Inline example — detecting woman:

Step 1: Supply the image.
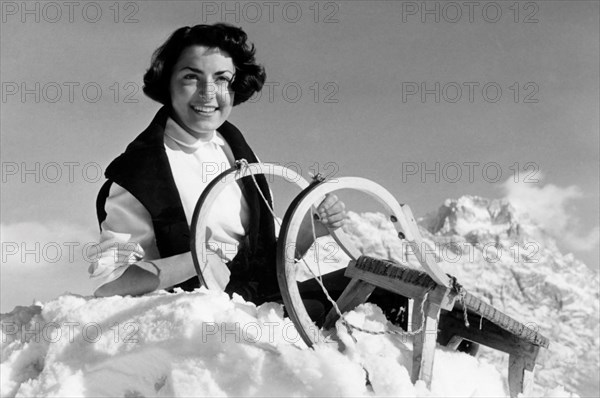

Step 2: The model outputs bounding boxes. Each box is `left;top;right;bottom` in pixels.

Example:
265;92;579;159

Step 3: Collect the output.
90;23;346;303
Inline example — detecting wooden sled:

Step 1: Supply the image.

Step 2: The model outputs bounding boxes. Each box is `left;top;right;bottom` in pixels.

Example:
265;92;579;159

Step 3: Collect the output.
190;162;550;397
276;176;549;398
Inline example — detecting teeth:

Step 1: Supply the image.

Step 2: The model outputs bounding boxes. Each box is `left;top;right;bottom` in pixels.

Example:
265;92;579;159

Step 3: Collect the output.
192;106;216;113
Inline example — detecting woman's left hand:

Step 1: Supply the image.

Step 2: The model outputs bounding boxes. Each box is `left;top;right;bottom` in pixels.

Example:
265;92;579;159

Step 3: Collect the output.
315;193;346;231
296;193;347;254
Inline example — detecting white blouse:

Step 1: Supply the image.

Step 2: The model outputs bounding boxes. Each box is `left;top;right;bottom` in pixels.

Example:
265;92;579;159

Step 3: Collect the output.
88;118;251;289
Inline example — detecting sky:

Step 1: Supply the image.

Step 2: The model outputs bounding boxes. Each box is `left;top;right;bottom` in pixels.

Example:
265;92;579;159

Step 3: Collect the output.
1;0;599;312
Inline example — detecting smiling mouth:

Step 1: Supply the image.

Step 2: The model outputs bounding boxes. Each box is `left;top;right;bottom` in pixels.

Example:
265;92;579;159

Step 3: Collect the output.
191;105;218;115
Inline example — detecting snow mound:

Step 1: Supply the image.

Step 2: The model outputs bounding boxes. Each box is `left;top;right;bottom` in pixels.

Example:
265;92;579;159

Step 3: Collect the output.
0;289;574;397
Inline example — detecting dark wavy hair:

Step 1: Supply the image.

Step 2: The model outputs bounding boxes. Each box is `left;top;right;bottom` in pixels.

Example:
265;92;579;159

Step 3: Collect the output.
143;23;266;106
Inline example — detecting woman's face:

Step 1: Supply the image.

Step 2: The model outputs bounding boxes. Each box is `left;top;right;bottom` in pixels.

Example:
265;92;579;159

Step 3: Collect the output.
169;45;235;136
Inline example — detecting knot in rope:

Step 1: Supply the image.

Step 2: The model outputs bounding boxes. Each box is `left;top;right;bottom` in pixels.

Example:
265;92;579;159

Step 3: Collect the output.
235;158;250;170
309;172;326;183
449;275;470;328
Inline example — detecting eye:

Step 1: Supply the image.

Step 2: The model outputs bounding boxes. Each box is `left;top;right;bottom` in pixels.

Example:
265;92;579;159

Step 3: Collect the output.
183;74;198;81
216;75;233;84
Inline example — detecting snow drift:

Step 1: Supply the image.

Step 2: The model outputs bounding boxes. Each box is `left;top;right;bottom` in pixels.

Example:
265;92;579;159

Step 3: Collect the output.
1;195;597;397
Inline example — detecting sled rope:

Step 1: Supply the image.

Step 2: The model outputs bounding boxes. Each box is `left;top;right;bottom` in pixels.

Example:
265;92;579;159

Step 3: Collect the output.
453;278;470;328
308;205;325;286
236;159;434;338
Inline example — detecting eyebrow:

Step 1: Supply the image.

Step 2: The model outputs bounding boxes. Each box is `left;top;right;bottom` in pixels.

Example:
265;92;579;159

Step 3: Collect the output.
179;66;234;76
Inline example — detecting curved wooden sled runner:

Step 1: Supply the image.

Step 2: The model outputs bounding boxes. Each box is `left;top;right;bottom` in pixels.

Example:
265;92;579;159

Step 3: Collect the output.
190;162;310;291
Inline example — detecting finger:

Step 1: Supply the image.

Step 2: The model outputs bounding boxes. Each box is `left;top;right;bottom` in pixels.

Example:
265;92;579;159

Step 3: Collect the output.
325;201;346;216
318;197;345;221
328;220;346;229
317;194;339;212
324;218;346;230
323;212;346;224
321;208;345;225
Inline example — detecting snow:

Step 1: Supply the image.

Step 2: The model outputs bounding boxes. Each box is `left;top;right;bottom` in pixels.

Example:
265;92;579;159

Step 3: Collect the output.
0;291;573;397
1;195;597;397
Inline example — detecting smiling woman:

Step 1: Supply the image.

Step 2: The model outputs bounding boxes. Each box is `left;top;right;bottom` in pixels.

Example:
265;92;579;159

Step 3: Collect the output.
169;46;236;136
89;23;346;303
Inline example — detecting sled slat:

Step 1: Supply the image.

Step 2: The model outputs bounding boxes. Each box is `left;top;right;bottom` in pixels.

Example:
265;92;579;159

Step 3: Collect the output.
347;255;549;398
351;256;549;348
458;293;549;348
345;257;438;299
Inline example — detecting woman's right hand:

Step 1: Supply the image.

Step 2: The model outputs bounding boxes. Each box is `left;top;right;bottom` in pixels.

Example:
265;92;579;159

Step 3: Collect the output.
94;253;196;297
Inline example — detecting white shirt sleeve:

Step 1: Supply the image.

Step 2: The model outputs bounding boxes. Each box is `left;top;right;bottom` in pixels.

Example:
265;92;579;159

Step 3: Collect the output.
88;182;160;289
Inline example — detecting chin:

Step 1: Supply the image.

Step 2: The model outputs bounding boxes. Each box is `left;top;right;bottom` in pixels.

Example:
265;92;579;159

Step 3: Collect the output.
192;122;218;133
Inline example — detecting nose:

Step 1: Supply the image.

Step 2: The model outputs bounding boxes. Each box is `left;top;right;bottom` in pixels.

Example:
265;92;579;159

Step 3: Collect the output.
197;80;217;100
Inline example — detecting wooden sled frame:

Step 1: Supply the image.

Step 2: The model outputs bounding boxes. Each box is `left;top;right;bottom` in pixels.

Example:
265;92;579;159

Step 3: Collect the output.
189;162;550;397
275;176;549;398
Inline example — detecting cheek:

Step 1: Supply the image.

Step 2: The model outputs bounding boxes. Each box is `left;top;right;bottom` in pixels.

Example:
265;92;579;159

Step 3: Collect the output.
218;90;235;108
171;82;194;103
169;86;181;107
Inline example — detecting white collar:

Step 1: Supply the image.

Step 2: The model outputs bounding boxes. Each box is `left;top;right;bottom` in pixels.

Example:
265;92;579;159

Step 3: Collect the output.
164;117;225;150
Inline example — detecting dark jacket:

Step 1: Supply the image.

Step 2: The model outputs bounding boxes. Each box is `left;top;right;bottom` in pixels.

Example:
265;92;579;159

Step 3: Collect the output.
96;107;278;301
